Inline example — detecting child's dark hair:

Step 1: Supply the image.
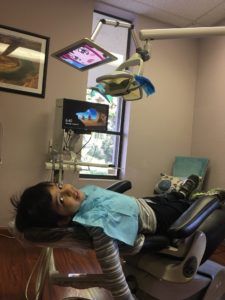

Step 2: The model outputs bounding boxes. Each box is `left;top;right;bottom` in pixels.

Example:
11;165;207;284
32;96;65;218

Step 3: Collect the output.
11;182;65;232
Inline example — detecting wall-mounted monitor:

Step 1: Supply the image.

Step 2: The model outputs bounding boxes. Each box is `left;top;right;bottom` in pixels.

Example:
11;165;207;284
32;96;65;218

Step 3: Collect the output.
59;98;109;133
52;38;117;71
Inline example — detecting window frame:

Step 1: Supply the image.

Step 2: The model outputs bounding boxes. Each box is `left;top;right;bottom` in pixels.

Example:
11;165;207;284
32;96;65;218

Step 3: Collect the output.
79;10;131;180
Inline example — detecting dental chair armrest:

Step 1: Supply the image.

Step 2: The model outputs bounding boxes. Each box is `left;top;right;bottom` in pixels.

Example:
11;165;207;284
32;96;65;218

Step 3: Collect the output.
106;180;132;193
168;195;221;239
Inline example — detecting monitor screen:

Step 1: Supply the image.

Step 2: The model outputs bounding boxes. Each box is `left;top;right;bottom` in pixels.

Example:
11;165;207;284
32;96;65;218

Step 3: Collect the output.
52;38;117;71
62;99;109;133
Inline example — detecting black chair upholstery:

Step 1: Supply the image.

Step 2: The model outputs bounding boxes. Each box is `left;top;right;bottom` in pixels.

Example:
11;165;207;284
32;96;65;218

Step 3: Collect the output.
198;206;225;263
140;194;225;265
107;180;132;193
168;195;221;239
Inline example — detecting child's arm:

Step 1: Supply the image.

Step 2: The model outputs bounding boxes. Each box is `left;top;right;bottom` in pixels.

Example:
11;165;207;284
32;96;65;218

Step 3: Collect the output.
87;227;134;300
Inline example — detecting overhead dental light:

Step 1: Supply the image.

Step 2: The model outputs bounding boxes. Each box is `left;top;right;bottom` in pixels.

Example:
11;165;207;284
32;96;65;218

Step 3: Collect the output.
88;19;155;101
52;18;154;101
94;52;155;101
90;22;225;101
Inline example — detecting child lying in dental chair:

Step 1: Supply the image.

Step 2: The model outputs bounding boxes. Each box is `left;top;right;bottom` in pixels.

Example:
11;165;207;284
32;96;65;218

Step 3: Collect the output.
11;175;202;300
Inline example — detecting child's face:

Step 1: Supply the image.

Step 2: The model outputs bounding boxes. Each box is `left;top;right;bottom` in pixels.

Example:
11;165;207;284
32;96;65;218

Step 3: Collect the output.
49;184;85;217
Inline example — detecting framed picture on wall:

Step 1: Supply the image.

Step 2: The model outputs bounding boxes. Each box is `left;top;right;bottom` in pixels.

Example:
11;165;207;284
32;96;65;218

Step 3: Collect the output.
0;24;50;98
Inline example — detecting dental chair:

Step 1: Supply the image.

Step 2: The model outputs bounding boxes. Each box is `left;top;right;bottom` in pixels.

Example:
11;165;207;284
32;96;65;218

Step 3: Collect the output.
125;193;225;300
10;180;225;300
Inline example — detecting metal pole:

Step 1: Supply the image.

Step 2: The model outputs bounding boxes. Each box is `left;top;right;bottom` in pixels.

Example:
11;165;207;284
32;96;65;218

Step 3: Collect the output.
139;26;225;41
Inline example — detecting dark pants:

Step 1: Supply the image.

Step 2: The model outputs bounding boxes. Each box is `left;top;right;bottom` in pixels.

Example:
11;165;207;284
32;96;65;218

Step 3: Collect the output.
145;192;191;234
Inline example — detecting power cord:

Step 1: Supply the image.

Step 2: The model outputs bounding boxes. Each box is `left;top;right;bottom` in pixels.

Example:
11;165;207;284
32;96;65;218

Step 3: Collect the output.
76;135;92;155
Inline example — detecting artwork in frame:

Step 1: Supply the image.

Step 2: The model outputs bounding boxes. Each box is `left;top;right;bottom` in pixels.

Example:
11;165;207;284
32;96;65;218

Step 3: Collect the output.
0;25;49;98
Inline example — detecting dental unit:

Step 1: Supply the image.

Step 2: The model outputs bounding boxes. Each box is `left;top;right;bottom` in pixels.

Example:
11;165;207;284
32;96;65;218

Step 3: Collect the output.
49;21;225;184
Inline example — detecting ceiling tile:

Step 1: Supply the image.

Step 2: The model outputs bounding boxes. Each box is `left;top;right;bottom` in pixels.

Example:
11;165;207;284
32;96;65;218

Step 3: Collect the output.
98;0;192;26
97;0;225;27
196;2;225;25
137;0;225;19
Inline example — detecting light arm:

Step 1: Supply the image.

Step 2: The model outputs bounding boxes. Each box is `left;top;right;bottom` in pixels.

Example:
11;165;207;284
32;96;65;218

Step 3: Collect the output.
91;18;144;55
139;26;225;41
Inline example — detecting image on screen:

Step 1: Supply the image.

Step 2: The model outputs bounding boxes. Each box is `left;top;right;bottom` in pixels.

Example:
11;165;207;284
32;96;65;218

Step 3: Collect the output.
62;99;109;133
52;38;117;71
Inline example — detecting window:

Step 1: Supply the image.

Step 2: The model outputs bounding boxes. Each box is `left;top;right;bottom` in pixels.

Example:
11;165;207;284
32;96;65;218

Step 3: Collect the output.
79;11;130;179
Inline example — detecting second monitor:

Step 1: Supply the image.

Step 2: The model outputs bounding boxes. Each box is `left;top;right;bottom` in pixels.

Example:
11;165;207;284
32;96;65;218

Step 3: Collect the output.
60;98;109;134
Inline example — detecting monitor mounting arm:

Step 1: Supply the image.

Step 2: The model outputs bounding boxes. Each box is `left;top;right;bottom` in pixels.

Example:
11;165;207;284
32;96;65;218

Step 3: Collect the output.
91;18;150;62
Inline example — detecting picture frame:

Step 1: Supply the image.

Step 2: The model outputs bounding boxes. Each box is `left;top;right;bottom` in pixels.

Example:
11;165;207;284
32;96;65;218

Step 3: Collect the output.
0;25;50;98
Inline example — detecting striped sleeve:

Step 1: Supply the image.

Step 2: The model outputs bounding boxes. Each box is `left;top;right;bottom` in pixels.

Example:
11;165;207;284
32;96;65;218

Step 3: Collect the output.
87;227;134;300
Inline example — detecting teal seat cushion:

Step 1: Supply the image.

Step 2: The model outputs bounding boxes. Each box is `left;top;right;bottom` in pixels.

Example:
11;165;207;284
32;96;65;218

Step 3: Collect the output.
154;156;209;194
172;156;208;178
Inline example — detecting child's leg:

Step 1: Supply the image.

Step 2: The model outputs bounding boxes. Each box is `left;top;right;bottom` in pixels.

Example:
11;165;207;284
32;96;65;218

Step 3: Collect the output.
175;175;200;199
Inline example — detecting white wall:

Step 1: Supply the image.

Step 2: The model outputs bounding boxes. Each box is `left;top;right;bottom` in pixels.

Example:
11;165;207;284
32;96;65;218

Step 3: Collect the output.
0;0;199;225
0;0;94;225
192;34;225;189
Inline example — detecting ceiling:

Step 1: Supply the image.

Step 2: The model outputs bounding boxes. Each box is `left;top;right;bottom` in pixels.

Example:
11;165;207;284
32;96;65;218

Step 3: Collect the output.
97;0;225;27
